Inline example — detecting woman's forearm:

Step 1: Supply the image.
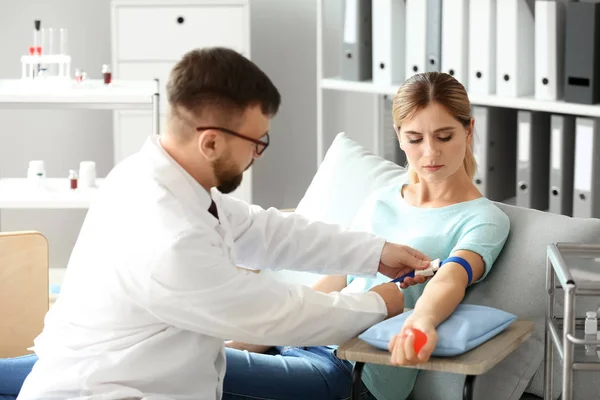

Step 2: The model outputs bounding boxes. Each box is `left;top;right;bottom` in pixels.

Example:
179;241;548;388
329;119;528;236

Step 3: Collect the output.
410;275;465;327
410;252;482;327
311;275;348;293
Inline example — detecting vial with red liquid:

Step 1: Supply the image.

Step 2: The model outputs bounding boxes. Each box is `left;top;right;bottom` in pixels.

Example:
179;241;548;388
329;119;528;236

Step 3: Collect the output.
69;169;78;190
102;64;112;85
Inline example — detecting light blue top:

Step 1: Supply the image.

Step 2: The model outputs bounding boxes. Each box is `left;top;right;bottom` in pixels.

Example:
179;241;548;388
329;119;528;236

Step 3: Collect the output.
342;182;510;400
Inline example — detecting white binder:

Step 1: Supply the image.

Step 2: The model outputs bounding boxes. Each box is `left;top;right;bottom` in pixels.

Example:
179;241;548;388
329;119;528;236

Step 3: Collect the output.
405;0;427;80
549;115;575;216
468;0;496;94
496;0;535;97
535;0;566;101
516;111;551;211
442;0;469;88
341;0;372;81
573;118;600;218
472;106;517;201
372;0;405;85
426;0;443;72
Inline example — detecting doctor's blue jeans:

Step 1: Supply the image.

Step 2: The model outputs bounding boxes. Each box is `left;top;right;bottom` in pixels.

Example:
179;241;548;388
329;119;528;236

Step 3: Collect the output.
0;348;376;400
223;345;375;400
0;354;37;399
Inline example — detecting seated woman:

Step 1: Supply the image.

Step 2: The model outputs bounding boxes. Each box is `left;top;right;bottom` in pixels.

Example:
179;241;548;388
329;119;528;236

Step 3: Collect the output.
222;71;510;400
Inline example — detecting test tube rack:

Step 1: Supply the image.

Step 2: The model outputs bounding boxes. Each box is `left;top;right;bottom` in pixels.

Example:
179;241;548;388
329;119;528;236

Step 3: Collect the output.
21;54;72;80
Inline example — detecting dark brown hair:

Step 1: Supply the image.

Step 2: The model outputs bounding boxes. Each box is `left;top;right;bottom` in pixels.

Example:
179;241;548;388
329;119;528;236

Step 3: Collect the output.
167;47;281;123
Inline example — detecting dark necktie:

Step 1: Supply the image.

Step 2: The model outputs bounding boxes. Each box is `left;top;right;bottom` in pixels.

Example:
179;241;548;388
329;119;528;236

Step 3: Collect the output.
208;200;219;220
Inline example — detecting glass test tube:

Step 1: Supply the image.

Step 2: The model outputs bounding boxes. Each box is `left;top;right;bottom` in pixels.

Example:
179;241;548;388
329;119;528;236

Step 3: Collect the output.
47;27;54;55
59;28;68;55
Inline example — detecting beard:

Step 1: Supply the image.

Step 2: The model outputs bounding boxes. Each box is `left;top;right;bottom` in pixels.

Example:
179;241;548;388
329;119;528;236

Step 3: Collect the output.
212;156;254;194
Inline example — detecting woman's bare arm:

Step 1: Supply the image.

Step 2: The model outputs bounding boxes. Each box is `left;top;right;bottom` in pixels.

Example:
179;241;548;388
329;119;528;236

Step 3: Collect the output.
311;275;348;293
410;249;484;326
389;249;486;364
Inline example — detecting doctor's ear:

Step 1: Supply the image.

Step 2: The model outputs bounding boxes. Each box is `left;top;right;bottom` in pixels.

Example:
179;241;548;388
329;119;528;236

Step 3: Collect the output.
198;129;225;161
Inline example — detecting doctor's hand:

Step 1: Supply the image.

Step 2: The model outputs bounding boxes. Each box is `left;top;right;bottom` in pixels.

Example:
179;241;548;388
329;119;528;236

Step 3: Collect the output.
369;282;404;319
388;315;438;365
378;242;431;281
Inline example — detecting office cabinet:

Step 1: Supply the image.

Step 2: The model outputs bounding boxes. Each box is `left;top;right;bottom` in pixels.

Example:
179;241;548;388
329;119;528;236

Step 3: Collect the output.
111;0;252;202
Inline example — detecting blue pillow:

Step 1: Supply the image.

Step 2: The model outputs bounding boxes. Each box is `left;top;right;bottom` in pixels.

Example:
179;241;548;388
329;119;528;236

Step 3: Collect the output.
358;304;517;357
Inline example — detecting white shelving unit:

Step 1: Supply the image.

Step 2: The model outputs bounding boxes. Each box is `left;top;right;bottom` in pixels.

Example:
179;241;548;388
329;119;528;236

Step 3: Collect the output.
321;77;600;118
0;78;159;292
110;0;252;204
316;2;600;166
0;178;105;209
0;79;159;212
0;79;159;109
0;78;158;210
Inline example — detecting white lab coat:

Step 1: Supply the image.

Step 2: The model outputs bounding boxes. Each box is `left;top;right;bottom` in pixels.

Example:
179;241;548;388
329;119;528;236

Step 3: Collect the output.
18;136;389;400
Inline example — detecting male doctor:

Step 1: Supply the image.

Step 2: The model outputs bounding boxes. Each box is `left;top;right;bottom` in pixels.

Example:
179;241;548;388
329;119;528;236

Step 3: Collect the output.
18;47;430;400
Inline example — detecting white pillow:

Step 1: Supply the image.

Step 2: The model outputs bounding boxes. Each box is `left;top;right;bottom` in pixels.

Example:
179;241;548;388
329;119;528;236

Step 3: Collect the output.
295;132;408;228
271;133;406;286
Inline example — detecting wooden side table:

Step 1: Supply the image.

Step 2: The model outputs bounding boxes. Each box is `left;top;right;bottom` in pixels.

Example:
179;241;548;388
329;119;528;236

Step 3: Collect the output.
335;320;535;400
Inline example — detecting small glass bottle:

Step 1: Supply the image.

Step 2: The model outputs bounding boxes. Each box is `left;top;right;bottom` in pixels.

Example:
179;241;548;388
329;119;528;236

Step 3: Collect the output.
75;68;82;82
69;169;78;190
102;64;112;85
585;311;598;354
35;172;45;189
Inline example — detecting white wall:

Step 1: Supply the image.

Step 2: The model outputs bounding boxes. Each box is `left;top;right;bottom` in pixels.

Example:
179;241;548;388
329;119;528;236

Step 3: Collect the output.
249;0;319;209
251;0;378;210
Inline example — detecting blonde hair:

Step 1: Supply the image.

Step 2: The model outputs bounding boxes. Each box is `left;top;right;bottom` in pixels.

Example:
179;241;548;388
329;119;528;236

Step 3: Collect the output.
393;72;476;184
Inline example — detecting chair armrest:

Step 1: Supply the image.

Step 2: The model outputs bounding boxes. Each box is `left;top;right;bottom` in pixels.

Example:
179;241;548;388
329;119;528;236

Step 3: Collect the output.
335;320;535;376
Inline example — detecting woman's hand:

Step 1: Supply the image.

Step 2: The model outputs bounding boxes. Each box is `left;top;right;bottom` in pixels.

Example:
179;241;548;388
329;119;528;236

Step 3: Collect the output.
388;315;438;365
225;341;272;354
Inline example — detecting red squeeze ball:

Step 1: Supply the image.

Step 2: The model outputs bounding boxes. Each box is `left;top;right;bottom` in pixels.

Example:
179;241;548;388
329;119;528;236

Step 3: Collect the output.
407;328;427;354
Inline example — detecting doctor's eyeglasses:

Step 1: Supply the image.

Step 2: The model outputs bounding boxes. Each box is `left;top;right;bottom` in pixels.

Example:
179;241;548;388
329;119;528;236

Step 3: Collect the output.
196;126;270;155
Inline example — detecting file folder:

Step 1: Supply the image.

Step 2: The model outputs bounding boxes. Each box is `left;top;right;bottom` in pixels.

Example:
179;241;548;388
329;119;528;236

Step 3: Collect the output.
516;111;551;211
405;0;427;79
564;1;600;105
442;0;469;87
496;0;535;97
426;0;443;72
341;0;372;81
472;106;517;201
372;0;405;85
535;0;566;101
468;0;496;94
549;115;575;216
573;118;600;218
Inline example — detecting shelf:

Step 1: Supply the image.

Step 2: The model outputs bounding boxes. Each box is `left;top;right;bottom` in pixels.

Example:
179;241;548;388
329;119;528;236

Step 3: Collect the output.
0;79;157;109
321;77;600;118
0;178;104;209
